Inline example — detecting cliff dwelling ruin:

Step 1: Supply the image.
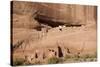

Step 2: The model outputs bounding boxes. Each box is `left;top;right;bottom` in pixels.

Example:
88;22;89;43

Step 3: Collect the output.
11;1;97;66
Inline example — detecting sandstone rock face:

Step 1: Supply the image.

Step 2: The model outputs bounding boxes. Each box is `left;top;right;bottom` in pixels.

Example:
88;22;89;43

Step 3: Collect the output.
12;1;97;27
11;1;97;65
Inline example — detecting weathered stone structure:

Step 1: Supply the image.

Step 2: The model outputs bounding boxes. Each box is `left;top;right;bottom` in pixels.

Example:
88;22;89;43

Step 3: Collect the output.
11;1;97;65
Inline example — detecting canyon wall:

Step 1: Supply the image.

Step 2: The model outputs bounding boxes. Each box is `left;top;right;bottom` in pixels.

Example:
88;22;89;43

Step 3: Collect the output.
11;1;97;65
12;1;97;28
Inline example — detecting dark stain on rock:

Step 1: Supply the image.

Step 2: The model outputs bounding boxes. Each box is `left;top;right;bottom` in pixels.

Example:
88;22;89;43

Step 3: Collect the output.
58;46;63;57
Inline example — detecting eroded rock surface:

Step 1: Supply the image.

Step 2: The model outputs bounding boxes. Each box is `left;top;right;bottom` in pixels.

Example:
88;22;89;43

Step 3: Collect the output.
11;1;97;64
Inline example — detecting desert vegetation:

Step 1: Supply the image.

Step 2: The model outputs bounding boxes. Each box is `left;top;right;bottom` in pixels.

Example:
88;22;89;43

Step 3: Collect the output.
13;53;97;66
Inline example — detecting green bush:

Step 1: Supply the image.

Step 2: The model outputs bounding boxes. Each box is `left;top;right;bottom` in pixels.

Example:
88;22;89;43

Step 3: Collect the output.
47;57;59;64
64;54;81;62
65;55;72;60
58;58;64;63
13;58;25;66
